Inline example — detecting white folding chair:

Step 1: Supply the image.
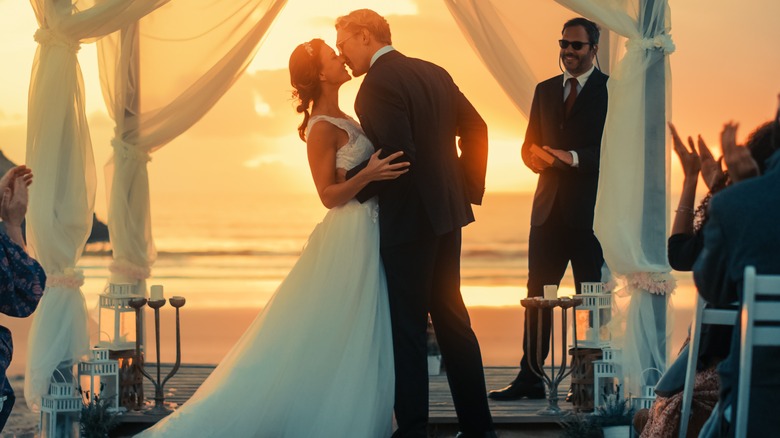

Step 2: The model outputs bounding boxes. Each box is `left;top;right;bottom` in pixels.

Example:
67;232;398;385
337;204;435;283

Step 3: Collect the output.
678;292;737;438
734;266;780;437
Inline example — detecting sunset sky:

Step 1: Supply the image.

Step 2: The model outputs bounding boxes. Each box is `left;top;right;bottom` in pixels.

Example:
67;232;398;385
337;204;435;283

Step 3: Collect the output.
0;0;778;220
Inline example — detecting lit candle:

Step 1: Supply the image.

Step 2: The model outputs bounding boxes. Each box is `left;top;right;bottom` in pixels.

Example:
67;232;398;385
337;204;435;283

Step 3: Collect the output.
543;284;558;300
150;285;164;301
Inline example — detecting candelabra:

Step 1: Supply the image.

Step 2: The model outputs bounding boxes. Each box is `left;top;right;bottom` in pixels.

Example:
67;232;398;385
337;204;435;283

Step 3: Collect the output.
129;296;186;416
521;296;583;416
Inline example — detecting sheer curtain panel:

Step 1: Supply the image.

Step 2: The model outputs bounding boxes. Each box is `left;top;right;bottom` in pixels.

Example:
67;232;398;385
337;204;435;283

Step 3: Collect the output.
96;0;286;290
24;0;170;411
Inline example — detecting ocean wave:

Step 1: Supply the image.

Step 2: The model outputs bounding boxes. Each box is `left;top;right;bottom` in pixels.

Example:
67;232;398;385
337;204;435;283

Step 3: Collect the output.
84;247;528;259
461;248;527;259
83;249;306;258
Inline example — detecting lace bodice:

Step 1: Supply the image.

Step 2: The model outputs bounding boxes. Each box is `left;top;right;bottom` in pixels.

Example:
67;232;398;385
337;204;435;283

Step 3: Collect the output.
306;115;374;171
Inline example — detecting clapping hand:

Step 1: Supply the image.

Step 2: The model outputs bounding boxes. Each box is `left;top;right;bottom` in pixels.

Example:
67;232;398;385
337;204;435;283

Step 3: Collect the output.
720;122;759;183
0;165;32;194
0;166;33;228
669;122;701;179
1;175;29;228
696;135;724;190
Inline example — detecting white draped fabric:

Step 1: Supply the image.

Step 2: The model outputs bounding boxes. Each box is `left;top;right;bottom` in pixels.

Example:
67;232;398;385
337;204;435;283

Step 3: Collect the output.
24;0;170;411
96;0;287;288
442;0;538;117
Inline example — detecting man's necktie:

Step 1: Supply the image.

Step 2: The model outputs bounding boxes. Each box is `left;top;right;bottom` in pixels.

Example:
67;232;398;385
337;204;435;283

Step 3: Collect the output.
565;77;578;117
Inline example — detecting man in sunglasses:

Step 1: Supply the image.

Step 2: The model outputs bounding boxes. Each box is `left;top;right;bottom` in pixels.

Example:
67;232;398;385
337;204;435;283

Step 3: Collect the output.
490;17;609;402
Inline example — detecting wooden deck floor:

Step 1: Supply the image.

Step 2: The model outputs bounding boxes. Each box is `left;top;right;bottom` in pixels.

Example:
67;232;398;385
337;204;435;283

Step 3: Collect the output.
432;366;571;424
118;364;573;428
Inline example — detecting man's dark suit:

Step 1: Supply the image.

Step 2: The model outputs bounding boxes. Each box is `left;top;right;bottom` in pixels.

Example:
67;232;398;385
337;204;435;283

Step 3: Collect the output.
516;69;608;383
348;50;493;436
693;149;780;437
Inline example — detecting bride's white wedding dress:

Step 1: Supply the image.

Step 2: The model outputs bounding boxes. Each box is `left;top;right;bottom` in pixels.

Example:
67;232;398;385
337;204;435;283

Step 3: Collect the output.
137;115;394;437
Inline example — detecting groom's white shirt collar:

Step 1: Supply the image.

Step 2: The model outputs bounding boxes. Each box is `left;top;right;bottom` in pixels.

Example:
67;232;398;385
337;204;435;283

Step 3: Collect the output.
370;45;395;68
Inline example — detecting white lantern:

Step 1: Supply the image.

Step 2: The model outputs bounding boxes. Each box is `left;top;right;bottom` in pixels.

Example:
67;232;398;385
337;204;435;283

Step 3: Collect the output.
40;372;81;438
78;346;121;412
631;368;660;411
593;347;624;410
98;283;142;350
574;282;611;347
631;383;657;411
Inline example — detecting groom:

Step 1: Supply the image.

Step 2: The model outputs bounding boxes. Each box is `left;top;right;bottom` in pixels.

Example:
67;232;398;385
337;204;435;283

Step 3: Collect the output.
337;9;495;438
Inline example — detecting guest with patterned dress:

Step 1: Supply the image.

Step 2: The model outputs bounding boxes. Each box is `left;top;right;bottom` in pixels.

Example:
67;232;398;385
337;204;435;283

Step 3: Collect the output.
0;165;45;431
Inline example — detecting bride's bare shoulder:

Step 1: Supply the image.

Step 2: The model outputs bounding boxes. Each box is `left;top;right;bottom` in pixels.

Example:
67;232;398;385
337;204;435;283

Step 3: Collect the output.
307;118;348;150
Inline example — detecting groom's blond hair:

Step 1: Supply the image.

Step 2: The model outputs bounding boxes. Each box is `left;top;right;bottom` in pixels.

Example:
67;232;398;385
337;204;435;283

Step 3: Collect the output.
335;9;392;45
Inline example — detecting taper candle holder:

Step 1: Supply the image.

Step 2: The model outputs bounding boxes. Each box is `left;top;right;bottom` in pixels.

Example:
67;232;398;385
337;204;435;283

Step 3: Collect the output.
520;296;583;416
129;296;186;416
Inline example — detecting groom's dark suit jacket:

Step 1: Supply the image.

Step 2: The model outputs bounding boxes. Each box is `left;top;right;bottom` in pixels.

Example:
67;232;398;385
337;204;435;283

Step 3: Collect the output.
349;50;488;246
520;69;608;230
347;49;493;434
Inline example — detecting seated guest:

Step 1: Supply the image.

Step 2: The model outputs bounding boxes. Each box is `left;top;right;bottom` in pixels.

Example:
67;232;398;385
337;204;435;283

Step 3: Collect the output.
694;108;780;436
638;120;776;437
0;166;45;431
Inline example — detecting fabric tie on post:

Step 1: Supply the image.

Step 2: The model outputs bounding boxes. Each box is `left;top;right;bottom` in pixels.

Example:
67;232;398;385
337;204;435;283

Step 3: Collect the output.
564;77;578;117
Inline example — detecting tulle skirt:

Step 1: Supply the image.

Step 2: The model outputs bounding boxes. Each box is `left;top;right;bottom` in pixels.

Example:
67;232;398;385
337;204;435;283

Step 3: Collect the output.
137;199;394;437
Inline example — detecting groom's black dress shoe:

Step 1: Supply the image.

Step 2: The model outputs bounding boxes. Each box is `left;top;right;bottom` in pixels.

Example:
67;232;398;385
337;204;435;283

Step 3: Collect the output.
488;381;545;400
455;431;498;438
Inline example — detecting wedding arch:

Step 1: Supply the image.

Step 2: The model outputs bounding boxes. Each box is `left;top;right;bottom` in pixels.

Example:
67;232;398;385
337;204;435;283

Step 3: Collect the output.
23;0;672;409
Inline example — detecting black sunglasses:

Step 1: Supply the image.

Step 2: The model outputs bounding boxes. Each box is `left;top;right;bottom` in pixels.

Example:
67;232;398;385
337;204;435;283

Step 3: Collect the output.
558;39;592;50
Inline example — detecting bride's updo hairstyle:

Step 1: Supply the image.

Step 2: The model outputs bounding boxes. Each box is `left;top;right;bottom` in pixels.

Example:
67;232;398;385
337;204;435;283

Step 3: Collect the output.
289;38;325;142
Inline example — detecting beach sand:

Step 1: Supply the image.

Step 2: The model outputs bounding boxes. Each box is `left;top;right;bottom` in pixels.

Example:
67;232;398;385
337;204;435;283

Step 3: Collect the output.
1;305;692;436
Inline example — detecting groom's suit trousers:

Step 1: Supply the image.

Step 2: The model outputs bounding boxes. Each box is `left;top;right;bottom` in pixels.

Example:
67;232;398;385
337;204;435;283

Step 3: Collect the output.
381;228;492;437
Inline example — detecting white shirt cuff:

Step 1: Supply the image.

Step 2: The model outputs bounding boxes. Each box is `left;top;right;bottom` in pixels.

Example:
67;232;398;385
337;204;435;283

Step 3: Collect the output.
570;150;579;167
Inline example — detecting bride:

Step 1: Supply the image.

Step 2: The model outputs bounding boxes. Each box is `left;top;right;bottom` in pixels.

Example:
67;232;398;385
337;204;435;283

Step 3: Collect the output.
136;39;408;437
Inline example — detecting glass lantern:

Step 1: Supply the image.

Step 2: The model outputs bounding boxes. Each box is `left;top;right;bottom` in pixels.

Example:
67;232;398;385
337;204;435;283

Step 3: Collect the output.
574;282;611;347
593;347;623;410
631;383;657;411
98;283;142;350
40;373;81;438
78;346;120;412
632;368;661;411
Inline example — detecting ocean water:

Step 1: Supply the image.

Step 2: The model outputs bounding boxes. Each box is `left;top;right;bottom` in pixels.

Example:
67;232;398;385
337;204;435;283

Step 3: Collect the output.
78;192;696;311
